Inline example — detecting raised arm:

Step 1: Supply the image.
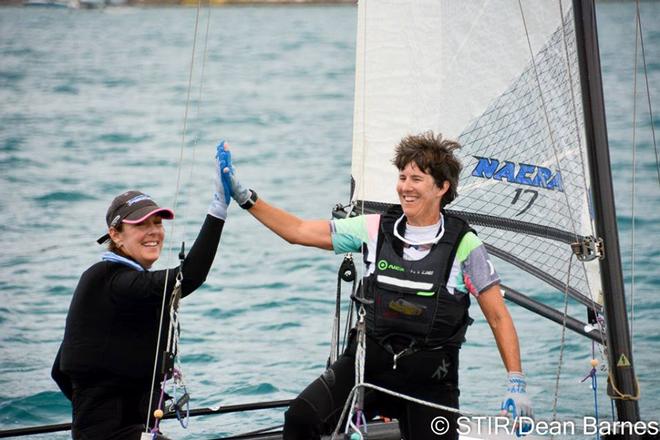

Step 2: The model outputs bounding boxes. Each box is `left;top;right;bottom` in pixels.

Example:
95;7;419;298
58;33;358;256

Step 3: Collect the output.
218;143;333;250
247;198;334;250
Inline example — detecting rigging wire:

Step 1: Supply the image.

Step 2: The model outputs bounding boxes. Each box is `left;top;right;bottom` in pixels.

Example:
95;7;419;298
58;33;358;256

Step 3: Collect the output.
630;0;641;353
551;253;574;423
517;0;581;242
557;0;600;313
358;0;368;220
556;0;610;368
633;1;660;187
558;0;594;238
626;0;660;357
145;0;210;433
516;1;616;376
336;0;370;436
559;1;607;364
179;0;213;244
527;0;611;421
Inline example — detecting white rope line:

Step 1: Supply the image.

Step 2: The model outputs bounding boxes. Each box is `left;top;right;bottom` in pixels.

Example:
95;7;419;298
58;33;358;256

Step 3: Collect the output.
146;261;174;431
331;382;485;440
146;0;206;430
344;307;367;436
355;0;369;367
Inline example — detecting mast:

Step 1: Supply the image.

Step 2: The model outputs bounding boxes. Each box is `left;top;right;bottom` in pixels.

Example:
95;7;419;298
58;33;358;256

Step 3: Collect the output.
572;0;640;424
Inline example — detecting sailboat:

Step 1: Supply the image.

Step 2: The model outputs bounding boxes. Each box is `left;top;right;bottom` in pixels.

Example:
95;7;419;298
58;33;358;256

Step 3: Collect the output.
0;1;650;439
344;0;642;435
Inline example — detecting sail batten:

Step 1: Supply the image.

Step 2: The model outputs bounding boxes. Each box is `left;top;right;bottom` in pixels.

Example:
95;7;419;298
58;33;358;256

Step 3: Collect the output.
484;243;598;311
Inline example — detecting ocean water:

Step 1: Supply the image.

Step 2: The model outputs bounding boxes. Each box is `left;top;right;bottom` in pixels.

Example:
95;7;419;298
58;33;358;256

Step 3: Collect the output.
0;2;658;439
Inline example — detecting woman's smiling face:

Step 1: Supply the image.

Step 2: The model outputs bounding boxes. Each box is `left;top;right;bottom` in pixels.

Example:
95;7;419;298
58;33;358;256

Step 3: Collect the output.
396;162;449;226
110;215;165;269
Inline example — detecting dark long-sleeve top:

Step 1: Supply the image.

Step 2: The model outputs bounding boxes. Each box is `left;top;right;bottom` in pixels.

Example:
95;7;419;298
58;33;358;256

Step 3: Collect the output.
52;215;224;399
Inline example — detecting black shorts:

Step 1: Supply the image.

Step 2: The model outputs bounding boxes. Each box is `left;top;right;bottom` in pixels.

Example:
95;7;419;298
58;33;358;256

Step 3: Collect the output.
283;334;461;440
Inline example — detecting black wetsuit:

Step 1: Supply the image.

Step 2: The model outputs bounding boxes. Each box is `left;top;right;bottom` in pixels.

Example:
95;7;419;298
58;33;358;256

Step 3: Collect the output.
51;215;224;440
284;333;460;440
283;209;471;440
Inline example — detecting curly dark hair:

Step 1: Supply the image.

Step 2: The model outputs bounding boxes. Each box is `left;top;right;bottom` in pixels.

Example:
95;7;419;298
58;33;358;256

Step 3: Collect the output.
393;131;462;207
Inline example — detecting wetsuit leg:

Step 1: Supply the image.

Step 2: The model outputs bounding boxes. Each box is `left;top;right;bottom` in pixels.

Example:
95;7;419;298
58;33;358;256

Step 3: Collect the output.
399;389;459;440
367;346;461;440
283;354;356;440
71;384;150;440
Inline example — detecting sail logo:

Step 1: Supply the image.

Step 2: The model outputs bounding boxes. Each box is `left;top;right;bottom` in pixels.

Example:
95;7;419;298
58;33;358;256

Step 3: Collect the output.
471;156;564;192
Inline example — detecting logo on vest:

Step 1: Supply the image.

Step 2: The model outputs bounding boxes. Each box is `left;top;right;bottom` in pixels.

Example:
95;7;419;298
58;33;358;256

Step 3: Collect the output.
410;269;434;276
378;259;404;272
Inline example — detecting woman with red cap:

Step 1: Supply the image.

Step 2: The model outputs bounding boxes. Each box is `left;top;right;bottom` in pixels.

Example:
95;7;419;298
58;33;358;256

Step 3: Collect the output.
51;147;231;440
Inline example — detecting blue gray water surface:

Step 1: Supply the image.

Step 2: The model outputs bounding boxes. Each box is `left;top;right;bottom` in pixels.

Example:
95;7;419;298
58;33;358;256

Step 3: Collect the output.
0;3;658;439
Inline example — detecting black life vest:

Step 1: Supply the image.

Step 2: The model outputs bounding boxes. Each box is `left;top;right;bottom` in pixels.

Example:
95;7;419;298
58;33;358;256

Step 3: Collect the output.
362;206;474;348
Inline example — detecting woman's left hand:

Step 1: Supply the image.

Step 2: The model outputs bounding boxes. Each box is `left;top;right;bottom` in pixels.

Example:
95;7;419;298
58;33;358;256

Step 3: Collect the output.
208;140;231;220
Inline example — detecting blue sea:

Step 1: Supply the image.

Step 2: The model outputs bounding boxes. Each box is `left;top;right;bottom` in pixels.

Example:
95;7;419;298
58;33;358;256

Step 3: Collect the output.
0;2;658;439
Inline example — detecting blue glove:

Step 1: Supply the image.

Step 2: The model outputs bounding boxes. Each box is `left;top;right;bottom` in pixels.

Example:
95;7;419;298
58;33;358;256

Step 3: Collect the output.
208;140;230;220
218;144;251;207
216;140;233;205
500;372;533;436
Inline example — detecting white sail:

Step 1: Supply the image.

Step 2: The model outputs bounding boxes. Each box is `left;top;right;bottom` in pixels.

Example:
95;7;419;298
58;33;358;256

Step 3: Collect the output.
351;0;603;305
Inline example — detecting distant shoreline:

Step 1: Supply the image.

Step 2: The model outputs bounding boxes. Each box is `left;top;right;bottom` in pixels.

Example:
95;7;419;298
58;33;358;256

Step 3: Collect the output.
2;0;355;5
0;0;645;6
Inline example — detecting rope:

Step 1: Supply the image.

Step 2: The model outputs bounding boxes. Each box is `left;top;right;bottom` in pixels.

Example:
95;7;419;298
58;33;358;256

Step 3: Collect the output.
145;0;211;431
607;372;641;401
344;306;367;437
335;304;484;439
346;0;369;432
146;265;173;432
579;342;600;440
331;382;485;440
551;253;574;422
